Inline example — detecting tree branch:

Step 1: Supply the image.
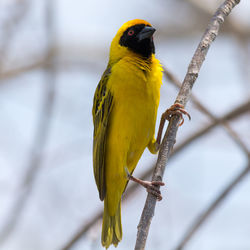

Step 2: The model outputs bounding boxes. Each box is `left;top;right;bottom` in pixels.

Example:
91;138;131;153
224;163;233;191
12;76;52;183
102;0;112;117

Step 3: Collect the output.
135;1;241;249
163;66;249;156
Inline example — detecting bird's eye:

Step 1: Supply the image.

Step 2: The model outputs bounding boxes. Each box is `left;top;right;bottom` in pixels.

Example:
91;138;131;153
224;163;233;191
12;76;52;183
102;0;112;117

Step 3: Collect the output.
128;30;134;36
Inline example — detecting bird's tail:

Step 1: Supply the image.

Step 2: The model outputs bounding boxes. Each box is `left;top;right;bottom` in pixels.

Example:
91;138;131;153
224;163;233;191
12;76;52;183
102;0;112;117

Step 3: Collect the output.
102;199;122;248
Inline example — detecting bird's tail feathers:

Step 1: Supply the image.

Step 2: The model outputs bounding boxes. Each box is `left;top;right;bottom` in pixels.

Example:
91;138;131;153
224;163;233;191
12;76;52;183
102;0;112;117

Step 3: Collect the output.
102;199;122;248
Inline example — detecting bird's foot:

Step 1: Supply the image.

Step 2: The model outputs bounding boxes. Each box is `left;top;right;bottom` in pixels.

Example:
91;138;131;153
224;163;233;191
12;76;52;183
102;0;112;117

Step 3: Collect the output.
125;168;164;201
156;103;191;146
163;103;191;126
145;180;165;201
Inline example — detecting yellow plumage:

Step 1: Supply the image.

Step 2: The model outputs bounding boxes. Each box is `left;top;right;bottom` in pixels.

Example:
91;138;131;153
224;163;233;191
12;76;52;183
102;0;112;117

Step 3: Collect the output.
92;19;163;248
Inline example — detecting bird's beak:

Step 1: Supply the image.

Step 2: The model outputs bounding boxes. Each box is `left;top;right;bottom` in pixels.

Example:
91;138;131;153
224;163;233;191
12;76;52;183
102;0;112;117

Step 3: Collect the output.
137;26;156;41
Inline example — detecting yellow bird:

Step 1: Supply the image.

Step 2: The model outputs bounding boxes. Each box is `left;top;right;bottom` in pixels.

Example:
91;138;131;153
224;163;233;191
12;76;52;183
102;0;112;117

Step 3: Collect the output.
92;19;188;248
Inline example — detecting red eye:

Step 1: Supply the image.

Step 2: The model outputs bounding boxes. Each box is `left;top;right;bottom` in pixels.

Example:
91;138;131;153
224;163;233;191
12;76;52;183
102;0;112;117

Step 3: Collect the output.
128;30;134;36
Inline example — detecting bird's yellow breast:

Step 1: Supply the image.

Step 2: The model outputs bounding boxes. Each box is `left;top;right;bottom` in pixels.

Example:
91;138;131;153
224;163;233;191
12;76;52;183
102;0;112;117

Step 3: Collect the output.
106;55;162;176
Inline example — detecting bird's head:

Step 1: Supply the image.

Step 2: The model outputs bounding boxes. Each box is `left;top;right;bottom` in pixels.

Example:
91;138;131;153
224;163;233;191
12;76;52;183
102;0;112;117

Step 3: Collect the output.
109;19;156;64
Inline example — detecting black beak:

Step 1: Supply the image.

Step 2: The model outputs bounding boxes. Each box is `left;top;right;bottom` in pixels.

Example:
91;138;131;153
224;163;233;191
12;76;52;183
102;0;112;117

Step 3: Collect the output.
137;26;156;41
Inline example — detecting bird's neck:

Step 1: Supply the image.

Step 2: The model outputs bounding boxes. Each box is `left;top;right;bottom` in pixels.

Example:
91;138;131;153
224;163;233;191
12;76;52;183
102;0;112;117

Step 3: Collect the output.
110;53;154;72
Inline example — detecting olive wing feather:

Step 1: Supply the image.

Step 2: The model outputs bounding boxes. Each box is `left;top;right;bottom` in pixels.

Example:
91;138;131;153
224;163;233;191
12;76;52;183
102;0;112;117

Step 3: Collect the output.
92;67;113;201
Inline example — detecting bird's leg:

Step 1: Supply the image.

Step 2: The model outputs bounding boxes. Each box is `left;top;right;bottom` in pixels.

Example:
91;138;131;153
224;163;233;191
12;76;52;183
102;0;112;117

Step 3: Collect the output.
156;103;191;146
125;168;165;201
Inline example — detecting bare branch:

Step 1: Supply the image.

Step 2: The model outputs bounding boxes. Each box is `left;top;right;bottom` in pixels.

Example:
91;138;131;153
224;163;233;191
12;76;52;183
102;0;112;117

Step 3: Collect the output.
135;1;241;249
184;0;248;39
174;161;250;250
163;66;249;156
59;98;249;250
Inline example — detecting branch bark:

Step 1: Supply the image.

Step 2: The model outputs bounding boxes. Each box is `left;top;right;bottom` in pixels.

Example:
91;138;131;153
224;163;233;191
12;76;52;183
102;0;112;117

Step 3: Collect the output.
135;1;241;249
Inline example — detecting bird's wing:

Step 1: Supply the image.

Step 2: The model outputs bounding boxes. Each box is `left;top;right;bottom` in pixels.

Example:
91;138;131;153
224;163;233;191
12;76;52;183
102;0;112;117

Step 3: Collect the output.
92;67;113;201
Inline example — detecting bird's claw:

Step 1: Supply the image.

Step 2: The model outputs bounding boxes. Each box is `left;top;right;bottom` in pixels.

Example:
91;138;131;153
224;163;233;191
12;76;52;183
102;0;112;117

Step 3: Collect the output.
163;103;191;127
126;169;165;201
145;181;165;201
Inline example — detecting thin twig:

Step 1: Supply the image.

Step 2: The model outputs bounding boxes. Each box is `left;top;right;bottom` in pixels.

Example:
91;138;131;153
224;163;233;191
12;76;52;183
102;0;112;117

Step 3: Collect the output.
0;0;56;245
184;0;250;96
184;0;248;38
59;98;249;250
174;161;250;250
166;66;250;249
163;66;249;155
135;1;241;249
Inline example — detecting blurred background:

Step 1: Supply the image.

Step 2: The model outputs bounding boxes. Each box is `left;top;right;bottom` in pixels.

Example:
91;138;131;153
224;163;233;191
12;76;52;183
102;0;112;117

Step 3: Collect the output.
0;0;250;249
